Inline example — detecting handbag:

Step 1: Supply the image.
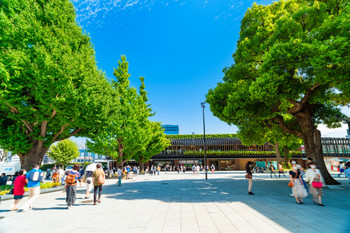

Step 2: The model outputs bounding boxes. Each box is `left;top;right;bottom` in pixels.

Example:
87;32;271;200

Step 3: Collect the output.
312;173;323;188
312;181;323;188
288;170;298;187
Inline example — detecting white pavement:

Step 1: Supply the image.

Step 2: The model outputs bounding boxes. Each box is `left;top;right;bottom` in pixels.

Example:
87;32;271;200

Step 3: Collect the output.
0;171;349;233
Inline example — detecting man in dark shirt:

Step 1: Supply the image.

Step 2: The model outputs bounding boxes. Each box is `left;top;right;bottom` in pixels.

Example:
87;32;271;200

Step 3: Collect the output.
0;173;7;186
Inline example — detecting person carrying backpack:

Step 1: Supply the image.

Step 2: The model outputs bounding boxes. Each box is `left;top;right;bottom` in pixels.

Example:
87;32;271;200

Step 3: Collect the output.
92;163;105;205
65;164;81;209
22;164;43;211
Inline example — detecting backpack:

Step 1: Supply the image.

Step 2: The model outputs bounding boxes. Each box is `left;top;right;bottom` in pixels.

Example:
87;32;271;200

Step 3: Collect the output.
98;174;105;185
28;171;43;182
66;172;76;185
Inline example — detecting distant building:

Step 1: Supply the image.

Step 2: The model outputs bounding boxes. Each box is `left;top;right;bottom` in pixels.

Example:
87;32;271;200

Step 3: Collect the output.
162;125;179;135
72;149;107;163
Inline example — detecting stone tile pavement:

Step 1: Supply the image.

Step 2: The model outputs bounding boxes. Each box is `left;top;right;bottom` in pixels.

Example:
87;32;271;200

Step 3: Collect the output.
0;171;349;233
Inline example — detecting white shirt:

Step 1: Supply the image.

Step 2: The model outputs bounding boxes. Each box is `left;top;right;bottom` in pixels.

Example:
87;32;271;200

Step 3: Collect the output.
117;169;122;177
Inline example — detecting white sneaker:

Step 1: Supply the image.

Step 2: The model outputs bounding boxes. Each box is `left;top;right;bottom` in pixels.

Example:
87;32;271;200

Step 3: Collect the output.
67;206;72;210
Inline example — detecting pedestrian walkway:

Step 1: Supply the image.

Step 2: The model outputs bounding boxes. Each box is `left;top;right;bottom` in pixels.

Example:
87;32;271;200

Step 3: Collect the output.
0;172;349;233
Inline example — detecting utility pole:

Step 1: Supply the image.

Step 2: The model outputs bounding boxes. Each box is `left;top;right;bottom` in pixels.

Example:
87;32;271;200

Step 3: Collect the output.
201;102;208;180
192;132;195;165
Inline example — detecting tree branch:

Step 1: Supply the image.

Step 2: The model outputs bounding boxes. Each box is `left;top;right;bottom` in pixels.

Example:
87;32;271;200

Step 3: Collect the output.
40;121;48;137
54;128;82;142
51;123;69;142
51;108;57;118
273;115;304;139
22;120;34;133
287;83;320;114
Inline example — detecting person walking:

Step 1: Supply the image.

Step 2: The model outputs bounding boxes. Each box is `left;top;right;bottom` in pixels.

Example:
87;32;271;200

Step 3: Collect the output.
65;164;81;209
157;165;161;176
117;166;122;186
196;164;200;176
269;164;277;178
22;164;43;211
92;163;105;205
211;164;215;174
338;162;345;177
245;161;254;195
278;162;285;178
289;165;307;204
11;169;27;211
84;169;94;199
192;165;196;175
305;162;324;206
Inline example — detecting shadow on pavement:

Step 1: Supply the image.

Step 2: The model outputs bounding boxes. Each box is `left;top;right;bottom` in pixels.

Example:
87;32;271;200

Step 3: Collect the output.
100;174;350;233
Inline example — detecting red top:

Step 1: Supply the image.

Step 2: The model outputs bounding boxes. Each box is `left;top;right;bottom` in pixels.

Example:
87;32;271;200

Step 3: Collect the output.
13;175;26;196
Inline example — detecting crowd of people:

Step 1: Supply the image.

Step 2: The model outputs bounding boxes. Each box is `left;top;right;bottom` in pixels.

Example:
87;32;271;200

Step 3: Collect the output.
7;163;107;211
3;159;350;211
245;158;350;206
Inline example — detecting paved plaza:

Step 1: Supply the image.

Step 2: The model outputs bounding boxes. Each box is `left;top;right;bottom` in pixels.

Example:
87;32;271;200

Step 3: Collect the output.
0;171;349;233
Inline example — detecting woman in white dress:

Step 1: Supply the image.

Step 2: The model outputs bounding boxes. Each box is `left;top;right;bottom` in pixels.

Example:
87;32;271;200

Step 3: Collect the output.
305;162;324;206
289;166;307;204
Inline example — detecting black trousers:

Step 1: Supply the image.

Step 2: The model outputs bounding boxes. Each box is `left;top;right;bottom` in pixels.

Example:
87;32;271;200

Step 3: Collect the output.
66;185;77;206
94;185;102;202
279;170;285;177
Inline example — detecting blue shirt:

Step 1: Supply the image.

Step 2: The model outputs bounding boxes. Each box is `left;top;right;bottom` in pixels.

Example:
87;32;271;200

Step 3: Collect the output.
26;169;42;188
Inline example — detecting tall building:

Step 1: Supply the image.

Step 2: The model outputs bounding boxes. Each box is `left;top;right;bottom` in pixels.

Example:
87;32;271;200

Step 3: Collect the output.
162;125;179;135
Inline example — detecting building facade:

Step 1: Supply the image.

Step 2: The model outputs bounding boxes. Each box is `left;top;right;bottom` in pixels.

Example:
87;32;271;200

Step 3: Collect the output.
149;136;350;170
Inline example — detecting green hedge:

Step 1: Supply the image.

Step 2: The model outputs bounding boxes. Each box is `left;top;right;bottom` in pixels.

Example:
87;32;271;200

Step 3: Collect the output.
166;134;237;139
182;150;302;157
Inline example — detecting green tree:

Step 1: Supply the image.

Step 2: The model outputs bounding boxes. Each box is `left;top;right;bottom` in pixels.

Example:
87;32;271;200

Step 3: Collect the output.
47;139;80;166
88;56;146;165
206;0;350;184
0;0;115;169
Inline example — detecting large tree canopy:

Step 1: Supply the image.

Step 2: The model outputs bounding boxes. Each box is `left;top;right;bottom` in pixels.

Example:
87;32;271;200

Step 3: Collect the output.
206;0;350;184
0;0;115;169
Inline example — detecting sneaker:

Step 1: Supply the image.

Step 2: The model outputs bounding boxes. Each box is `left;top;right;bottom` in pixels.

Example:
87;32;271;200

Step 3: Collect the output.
318;203;325;206
85;197;89;199
248;192;254;195
67;206;72;210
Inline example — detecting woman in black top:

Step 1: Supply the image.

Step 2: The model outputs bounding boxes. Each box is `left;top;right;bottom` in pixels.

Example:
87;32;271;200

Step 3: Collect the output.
289;166;307;204
245;161;254;195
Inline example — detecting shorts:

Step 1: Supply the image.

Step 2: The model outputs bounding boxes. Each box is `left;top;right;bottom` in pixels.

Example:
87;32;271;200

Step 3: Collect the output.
14;195;23;200
86;177;93;191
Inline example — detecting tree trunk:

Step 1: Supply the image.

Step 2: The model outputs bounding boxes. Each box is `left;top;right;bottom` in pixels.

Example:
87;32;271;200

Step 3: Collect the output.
303;128;339;185
19;140;49;170
295;109;340;185
139;161;145;172
274;143;282;162
282;147;290;167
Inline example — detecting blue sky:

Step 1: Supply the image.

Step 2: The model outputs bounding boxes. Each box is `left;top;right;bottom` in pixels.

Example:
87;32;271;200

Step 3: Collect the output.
71;0;349;146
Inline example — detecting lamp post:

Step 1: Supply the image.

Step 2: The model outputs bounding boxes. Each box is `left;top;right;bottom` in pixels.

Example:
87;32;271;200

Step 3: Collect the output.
201;102;208;180
192;132;195;165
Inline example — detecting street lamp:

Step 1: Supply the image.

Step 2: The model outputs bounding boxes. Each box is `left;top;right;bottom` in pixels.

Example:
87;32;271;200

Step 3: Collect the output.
201;102;208;180
192;132;195;165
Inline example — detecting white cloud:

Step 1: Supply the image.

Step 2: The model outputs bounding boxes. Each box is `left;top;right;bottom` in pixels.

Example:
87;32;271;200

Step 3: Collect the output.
318;123;349;138
72;0;186;27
